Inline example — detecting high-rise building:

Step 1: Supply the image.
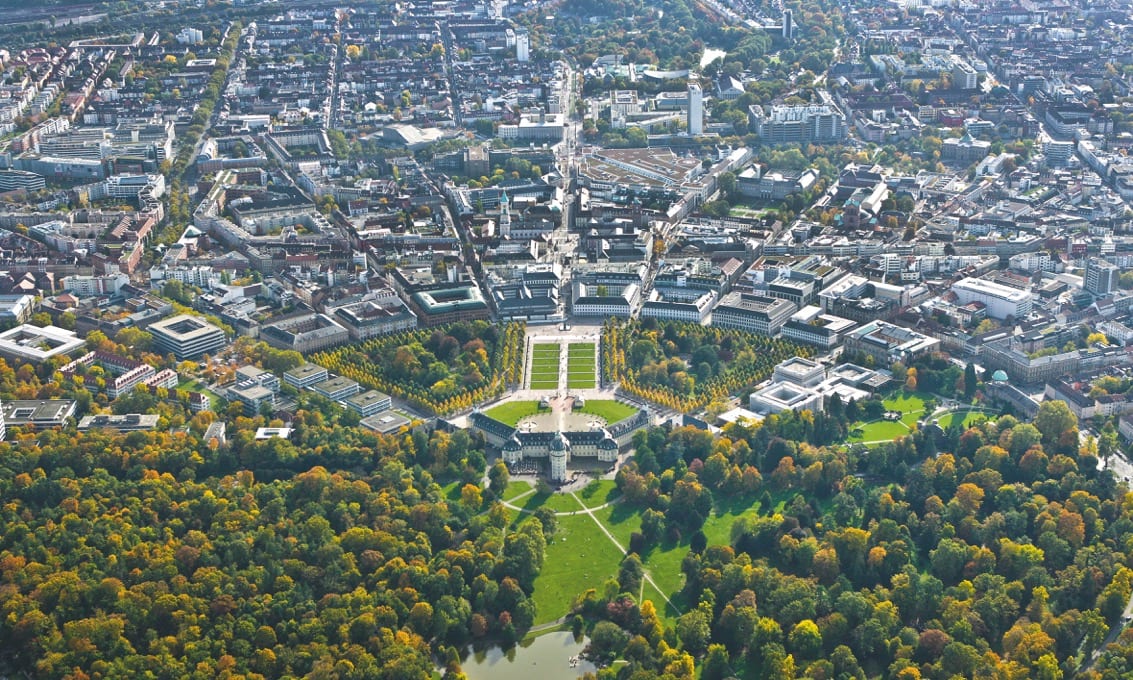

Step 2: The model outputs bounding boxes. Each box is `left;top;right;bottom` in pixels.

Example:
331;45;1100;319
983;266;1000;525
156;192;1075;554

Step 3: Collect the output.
1085;258;1119;296
687;82;703;135
516;30;530;62
782;9;795;40
499;191;511;237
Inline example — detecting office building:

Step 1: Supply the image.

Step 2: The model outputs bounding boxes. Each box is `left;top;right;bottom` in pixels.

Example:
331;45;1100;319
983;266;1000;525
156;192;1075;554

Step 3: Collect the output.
78;413;161;432
1;399;77;428
750;104;846;144
284;363;329;389
951;277;1032;320
344;390;393;417
688;82;703;135
711;293;797;335
311;375;361;401
0;325;85;363
1085;258;1119;297
780;306;857;350
149;314;227;360
843;320;939;367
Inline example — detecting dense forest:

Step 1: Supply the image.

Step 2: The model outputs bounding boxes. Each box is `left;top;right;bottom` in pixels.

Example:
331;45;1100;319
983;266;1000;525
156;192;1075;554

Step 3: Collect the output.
576;399;1132;679
0;413;539;679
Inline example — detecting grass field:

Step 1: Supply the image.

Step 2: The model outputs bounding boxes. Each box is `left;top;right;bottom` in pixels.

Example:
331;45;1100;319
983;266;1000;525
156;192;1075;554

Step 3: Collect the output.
577;480;620;508
565;343;597;389
511;490;585;515
530;513;624;624
636;498;761;612
592;501;642;547
937;409;990;429
484;400;549;427
883;391;928;426
177;378;225;409
577;399;637;425
529;343;561;390
849;419;911;442
502;480;535;502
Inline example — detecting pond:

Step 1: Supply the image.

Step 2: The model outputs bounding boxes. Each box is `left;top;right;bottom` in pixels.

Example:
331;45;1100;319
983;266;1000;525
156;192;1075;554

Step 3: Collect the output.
459;632;597;680
701;48;727;67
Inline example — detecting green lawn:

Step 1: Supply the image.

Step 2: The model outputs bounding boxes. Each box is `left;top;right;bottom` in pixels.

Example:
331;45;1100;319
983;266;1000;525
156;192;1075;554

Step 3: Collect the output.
592;502;642;547
849;419;911;442
177;378;225;409
568;342;595;353
568;376;597;389
529;343;561;391
484;400;549;427
502;480;535;502
577;480;620;508
439;481;463;503
638;496;762;612
530;513;624;624
577;399;637;424
512;491;584;515
937;409;990;430
882;391;929;425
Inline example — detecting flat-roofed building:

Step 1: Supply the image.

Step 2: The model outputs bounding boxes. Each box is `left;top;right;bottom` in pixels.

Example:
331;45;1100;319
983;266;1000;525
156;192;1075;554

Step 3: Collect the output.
951;277;1032;320
711;293;797;335
344;389;392;417
229;383;275;416
331;295;418;340
750;381;824;414
78;413;161;432
780;305;857;350
284;363;328;389
0;325;85;362
773;356;826;387
361;411;412;434
149;314;227;360
2;399;77;428
311;375;360;401
408;286;490;327
843;320;940;367
261;313;349;353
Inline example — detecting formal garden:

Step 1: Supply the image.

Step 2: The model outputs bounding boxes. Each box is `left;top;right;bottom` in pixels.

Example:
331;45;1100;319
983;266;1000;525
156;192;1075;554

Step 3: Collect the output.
529;342;560;390
566;342;597;389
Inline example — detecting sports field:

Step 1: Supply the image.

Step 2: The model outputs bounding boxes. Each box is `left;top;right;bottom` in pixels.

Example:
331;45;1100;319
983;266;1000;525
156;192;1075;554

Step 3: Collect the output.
566;342;596;389
529;343;560;390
